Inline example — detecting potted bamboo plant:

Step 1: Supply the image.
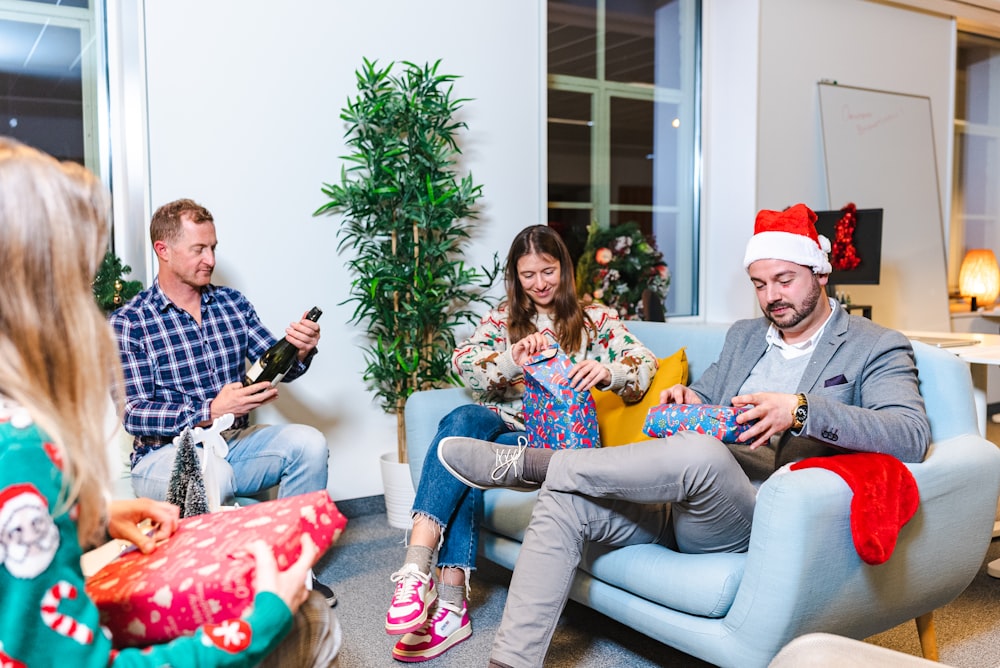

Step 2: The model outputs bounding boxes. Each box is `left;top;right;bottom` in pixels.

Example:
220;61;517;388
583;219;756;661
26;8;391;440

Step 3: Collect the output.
316;59;498;524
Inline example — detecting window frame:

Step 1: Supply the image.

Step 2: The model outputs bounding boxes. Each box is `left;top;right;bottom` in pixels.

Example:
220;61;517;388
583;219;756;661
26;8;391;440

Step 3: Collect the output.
546;0;702;316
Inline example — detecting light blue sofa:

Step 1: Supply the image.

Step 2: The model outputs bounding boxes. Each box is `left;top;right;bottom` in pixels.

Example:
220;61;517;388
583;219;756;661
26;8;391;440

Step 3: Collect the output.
404;320;1000;668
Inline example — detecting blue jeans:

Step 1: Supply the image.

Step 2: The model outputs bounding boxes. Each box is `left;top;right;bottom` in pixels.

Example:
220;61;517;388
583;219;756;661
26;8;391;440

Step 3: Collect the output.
413;404;524;571
130;423;329;502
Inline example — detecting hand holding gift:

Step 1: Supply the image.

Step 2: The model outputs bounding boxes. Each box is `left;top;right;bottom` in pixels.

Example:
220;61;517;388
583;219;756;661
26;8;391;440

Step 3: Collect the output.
522;348;602;449
86;490;346;647
248;534;317;615
106;498;180;555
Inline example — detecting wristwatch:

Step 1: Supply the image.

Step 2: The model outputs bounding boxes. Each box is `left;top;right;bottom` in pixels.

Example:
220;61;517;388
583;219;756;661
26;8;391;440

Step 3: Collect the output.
792;393;808;430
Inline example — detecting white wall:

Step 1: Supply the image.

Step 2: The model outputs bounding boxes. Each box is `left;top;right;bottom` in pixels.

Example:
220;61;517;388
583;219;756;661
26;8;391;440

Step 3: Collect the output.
700;0;955;325
120;0;962;500
757;0;955;331
699;0;761;323
135;0;543;500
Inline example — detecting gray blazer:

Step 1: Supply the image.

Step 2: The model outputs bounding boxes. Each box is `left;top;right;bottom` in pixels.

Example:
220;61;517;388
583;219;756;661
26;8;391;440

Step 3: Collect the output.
689;306;931;472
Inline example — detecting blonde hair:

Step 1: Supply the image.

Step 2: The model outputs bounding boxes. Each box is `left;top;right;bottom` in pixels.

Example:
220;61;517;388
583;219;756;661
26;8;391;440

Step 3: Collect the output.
0;139;119;546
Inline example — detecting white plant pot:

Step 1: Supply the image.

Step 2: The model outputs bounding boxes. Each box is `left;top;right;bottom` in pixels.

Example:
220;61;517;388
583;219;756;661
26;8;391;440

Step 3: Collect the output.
379;451;415;529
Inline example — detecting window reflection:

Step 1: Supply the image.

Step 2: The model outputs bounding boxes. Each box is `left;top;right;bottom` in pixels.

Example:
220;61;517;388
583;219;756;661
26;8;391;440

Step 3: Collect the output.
548;0;597;79
0;17;85;162
953;32;1000;288
19;0;88;6
547;0;700;317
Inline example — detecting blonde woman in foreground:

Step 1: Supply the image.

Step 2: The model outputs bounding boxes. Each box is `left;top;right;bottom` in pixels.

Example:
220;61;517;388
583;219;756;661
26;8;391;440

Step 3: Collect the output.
0;138;339;667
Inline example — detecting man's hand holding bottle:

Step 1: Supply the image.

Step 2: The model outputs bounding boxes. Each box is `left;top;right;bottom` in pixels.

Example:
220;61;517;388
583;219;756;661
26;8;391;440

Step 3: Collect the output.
207;382;279;424
285;309;322;361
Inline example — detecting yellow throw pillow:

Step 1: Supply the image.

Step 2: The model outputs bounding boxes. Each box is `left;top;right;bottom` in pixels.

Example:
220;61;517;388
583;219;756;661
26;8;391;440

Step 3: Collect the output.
592;348;689;447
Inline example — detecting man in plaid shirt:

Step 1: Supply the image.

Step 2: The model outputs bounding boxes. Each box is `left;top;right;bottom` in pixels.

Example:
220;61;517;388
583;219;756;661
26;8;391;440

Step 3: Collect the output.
109;199;336;603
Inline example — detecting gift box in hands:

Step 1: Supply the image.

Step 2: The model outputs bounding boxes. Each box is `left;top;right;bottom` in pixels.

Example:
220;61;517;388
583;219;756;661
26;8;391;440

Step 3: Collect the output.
523;347;602;449
86;490;346;648
642;403;755;444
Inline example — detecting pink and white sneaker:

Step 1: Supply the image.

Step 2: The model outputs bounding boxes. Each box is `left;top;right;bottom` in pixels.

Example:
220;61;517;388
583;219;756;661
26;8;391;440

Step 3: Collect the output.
391;600;471;662
386;563;437;634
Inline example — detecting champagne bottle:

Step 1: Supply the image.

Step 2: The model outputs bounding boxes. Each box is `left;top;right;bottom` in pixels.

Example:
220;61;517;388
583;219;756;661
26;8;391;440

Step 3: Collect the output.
243;306;322;388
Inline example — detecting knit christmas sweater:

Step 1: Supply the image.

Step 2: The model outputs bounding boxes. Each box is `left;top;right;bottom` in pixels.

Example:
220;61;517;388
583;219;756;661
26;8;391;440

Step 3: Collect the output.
0;397;291;668
452;303;658;430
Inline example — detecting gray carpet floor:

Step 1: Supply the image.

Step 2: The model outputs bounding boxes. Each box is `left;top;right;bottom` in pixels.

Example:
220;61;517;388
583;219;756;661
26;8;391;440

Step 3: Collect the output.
314;496;1000;668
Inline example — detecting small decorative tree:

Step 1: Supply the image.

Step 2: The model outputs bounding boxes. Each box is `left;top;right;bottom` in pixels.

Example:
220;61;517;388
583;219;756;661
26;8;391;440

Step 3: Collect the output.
93;250;143;314
315;59;498;464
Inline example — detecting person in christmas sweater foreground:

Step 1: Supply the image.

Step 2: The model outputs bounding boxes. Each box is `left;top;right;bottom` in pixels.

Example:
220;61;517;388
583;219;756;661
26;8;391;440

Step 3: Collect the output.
0;137;339;667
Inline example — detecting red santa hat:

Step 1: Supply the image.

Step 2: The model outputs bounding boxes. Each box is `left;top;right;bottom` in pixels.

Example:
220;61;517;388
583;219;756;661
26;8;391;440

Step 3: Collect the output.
743;203;832;275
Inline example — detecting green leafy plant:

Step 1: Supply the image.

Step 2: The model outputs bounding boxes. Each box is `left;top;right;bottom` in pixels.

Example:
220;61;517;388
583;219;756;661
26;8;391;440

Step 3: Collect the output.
315;59;499;464
93;250;143;314
575;221;670;320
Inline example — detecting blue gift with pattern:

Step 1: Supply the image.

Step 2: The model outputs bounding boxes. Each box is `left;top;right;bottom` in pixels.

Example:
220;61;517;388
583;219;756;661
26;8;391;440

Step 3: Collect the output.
522;348;602;449
642;404;755;443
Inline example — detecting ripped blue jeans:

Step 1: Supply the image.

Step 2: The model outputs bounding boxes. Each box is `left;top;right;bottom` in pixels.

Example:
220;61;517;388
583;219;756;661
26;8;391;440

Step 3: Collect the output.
411;404;524;571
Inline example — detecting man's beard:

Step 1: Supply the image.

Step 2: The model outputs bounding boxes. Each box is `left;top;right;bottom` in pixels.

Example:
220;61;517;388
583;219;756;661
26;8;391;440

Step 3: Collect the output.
764;279;822;330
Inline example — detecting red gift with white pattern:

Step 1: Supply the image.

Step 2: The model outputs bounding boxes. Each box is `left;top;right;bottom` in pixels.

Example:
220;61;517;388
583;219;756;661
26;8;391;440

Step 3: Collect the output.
85;490;346;648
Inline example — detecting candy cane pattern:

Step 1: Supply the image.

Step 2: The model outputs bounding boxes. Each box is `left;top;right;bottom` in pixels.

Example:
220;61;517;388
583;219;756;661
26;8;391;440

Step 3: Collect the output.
0;640;27;668
40;580;93;644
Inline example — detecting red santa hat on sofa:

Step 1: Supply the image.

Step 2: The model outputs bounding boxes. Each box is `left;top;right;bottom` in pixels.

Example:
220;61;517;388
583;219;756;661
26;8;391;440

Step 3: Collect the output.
743;203;832;275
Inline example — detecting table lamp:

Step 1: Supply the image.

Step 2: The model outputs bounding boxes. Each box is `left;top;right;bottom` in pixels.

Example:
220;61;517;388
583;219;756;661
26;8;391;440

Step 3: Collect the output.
958;248;1000;311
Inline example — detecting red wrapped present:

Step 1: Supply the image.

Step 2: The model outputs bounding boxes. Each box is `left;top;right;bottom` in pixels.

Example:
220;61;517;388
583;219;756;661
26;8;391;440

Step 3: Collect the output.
642;403;755;443
85;490;346;648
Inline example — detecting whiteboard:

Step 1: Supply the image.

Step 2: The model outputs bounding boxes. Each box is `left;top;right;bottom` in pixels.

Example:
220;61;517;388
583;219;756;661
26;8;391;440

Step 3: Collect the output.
817;83;950;332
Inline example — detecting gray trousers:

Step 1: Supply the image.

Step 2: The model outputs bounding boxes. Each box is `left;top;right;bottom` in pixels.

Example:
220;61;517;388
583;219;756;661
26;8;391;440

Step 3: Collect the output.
491;431;760;668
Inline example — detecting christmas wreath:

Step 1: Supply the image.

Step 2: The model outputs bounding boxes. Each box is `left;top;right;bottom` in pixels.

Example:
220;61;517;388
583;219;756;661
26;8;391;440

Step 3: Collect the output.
575;221;670;320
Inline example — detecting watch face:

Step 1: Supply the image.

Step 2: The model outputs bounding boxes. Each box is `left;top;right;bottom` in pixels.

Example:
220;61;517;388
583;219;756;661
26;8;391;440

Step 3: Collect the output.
795;405;808;424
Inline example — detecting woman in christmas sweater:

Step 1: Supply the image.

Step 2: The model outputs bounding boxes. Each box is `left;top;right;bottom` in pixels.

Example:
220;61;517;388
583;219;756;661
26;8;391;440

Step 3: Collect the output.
385;224;657;662
0;137;335;668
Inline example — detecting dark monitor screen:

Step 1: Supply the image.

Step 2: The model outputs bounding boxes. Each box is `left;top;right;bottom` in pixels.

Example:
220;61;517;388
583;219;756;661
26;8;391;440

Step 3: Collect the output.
813;207;883;286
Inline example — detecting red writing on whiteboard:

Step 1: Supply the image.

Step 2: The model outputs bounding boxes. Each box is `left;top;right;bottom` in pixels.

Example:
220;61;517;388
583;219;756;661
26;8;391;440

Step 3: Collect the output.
841;104;902;135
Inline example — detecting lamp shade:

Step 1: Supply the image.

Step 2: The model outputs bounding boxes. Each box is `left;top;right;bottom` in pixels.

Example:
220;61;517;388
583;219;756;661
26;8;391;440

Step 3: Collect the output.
959;249;1000;307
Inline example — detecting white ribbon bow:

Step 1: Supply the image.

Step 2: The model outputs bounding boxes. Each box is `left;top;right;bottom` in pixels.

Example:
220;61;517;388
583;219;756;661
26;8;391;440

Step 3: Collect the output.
190;413;233;511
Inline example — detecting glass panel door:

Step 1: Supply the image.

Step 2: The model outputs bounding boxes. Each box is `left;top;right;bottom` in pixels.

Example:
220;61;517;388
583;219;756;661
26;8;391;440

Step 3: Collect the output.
0;3;99;170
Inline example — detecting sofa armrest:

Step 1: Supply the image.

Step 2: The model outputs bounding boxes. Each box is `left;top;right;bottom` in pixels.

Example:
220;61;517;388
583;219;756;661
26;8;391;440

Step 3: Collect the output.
404;387;475;487
715;433;1000;666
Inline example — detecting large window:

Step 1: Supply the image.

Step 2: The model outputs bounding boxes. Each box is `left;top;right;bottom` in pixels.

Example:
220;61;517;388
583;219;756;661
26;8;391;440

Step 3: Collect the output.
0;0;104;170
952;31;1000;291
547;0;700;316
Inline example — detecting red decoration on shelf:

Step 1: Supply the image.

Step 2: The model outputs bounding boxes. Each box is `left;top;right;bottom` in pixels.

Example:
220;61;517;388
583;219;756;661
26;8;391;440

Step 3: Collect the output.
831;202;861;271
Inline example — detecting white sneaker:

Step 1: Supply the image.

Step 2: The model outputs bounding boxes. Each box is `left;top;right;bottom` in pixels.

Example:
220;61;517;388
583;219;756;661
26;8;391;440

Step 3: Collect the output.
392;600;471;662
385;563;437;634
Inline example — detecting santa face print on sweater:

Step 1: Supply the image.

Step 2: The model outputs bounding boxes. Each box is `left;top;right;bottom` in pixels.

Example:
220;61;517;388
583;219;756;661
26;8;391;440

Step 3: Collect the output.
0;483;59;579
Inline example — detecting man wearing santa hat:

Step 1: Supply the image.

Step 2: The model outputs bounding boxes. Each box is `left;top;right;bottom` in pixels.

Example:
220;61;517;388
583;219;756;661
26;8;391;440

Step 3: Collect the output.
435;203;932;668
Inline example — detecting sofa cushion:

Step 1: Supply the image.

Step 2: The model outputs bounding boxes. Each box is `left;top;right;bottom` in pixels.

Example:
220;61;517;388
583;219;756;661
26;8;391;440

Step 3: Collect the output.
580;542;745;618
481;488;745;618
592;347;689;447
482;488;538;542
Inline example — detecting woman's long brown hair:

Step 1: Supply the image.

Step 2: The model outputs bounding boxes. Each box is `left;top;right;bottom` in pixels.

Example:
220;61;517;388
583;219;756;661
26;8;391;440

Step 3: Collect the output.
504;225;589;352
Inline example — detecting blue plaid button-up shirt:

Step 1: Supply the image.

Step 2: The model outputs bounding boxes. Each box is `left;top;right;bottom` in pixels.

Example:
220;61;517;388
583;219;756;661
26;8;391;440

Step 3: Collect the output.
110;280;311;464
